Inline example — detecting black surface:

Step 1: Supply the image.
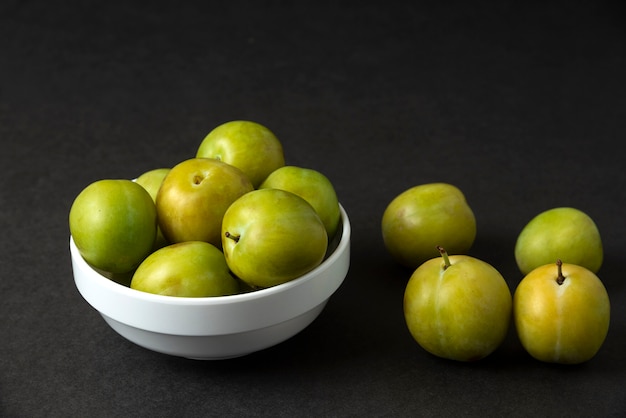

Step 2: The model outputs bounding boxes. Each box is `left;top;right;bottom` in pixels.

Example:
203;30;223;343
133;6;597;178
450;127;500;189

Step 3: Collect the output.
2;1;626;417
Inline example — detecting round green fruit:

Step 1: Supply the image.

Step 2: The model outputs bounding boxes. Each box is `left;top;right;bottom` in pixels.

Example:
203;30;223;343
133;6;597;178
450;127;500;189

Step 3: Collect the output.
404;247;512;362
514;207;603;275
222;189;328;288
513;260;610;364
136;167;171;249
156;158;254;247
135;168;170;202
69;179;157;274
259;165;341;239
131;241;239;297
382;183;477;269
196;120;285;187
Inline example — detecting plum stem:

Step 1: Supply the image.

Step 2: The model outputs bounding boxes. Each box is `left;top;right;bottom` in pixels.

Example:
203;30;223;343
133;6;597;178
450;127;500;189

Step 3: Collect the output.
437;246;451;270
225;231;240;243
556;259;565;285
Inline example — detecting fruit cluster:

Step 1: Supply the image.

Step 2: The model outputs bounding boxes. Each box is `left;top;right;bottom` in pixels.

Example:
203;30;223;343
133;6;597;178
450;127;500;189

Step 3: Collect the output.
382;184;610;365
69;120;342;297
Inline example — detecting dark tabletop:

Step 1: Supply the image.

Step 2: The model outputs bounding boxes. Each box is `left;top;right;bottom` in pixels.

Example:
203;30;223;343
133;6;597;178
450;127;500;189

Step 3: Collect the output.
2;1;625;417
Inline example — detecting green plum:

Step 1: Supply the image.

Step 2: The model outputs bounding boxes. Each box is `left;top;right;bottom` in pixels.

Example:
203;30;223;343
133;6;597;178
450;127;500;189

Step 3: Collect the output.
259;165;341;239
404;247;512;361
514;207;603;275
136;167;171;249
196;120;285;187
513;260;610;364
382;183;476;269
69;179;157;274
135;168;170;201
156;158;254;247
222;189;328;288
131;241;239;297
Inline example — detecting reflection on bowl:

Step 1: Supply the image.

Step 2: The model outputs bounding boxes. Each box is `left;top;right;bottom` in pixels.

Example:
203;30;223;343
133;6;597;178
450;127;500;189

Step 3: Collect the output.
70;205;350;360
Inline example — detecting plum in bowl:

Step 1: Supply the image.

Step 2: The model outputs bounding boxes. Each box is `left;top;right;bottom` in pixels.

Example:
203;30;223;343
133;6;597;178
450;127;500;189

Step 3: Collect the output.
70;205;350;360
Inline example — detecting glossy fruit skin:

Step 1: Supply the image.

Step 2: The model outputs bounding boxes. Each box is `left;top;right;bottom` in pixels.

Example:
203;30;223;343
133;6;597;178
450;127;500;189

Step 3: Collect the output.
69;179;157;274
196;120;285;187
156;158;253;247
135;168;170;202
221;189;328;288
136;168;171;249
130;241;239;297
382;183;476;269
259;165;341;239
513;262;610;364
514;207;603;275
404;255;512;361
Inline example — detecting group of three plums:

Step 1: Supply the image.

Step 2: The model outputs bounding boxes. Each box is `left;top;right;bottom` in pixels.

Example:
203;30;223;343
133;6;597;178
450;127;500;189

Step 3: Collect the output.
69;120;342;296
382;183;610;364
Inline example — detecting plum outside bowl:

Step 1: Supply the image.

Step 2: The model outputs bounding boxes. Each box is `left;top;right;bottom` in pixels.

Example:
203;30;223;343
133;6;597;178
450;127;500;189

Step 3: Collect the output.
70;205;350;360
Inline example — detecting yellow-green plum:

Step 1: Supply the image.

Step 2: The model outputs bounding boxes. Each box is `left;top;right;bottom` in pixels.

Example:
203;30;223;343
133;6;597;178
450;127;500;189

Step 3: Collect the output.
513;260;610;364
514;207;603;275
136;167;171;249
156;158;253;247
131;241;239;297
259;165;341;239
404;247;512;362
196;120;285;187
222;189;328;288
136;168;170;201
69;179;157;274
382;183;476;269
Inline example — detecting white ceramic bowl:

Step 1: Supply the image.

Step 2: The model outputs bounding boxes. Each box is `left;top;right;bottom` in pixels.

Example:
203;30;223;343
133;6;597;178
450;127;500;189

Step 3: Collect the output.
70;205;350;360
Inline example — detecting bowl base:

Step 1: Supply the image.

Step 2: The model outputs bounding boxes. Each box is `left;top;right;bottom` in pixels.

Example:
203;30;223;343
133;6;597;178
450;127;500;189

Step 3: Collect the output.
101;300;328;360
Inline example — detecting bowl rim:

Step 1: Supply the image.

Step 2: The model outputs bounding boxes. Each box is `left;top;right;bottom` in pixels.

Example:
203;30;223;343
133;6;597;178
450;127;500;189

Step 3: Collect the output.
70;204;351;306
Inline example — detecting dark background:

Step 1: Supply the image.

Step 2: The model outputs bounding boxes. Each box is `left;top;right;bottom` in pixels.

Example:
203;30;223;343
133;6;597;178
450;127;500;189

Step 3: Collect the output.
2;1;625;416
